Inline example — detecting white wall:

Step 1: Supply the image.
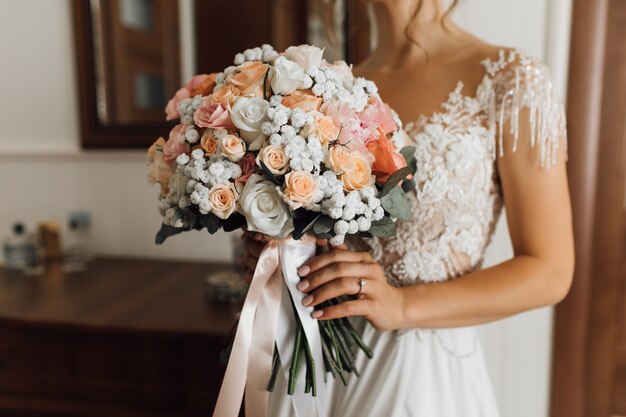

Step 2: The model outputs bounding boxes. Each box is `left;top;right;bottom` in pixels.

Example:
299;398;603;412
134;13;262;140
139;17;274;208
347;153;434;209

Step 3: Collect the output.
0;1;571;416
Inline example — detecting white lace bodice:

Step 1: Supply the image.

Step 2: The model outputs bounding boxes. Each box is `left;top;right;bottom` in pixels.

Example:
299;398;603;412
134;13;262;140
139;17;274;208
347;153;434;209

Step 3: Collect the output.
365;49;567;286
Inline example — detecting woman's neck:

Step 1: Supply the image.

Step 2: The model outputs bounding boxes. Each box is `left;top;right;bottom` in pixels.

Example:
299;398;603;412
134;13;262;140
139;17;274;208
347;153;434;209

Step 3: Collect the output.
362;0;467;70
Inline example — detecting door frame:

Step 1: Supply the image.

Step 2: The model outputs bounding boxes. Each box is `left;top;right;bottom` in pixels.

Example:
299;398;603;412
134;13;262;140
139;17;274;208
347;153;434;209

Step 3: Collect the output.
550;0;626;416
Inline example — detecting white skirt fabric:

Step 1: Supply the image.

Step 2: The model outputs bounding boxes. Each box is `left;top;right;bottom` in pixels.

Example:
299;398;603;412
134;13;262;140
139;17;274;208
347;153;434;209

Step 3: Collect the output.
269;319;500;417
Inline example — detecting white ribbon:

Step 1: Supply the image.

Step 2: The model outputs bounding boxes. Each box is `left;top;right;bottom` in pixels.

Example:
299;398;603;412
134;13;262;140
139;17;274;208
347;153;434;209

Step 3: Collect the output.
212;235;326;417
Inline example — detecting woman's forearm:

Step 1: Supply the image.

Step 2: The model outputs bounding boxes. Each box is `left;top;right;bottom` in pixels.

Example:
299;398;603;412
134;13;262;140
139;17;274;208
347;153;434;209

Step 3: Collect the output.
398;255;572;329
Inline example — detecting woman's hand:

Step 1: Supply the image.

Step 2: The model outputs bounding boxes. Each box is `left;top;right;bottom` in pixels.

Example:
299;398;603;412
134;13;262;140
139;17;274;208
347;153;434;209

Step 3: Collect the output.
241;232;268;284
296;247;407;332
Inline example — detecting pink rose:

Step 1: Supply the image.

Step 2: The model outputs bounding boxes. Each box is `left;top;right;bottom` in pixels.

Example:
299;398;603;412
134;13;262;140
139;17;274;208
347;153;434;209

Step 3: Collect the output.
164;74;218;121
235;152;257;188
162;124;190;164
194;98;235;129
165;88;190;121
320;100;373;160
359;96;398;136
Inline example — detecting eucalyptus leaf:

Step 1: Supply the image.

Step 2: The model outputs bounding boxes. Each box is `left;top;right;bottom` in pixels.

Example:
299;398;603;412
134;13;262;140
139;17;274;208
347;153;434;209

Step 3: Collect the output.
223;212;247;232
402;178;417;193
260;160;282;186
155;224;186;244
379;166;414;198
312;215;335;236
293;213;322;240
368;216;397;238
381;187;412;221
400;146;416;166
199;213;221;234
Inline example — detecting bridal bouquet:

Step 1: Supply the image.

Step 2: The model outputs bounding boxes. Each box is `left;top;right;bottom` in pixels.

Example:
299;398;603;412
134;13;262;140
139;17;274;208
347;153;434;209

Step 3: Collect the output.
147;44;416;417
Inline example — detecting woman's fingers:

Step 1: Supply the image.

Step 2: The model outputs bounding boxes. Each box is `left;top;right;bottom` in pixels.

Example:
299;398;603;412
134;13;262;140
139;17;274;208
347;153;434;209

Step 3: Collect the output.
299;250;371;277
243;234;265;259
312;299;371;320
302;276;361;307
298;262;375;292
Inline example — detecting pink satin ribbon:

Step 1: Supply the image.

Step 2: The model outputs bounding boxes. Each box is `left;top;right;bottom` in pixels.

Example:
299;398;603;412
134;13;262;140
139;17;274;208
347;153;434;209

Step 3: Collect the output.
212;235;323;417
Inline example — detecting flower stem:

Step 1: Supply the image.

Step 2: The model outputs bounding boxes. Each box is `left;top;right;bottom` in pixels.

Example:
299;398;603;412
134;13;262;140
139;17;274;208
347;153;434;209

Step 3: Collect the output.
288;321;304;395
267;347;281;392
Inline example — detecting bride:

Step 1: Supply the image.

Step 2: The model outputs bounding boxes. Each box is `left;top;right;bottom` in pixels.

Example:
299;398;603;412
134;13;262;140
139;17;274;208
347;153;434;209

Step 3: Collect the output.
243;0;574;415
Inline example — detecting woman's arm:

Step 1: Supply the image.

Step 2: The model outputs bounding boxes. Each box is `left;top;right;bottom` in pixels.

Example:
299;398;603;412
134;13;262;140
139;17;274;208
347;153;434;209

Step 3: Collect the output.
300;113;575;330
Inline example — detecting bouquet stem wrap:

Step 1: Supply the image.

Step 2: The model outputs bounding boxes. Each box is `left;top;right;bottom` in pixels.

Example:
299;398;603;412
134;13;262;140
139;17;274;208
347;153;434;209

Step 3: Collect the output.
213;235;326;417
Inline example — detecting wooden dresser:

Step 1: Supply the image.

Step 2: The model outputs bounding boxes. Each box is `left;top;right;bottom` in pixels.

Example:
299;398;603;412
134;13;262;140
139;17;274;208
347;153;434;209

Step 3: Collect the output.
0;257;242;417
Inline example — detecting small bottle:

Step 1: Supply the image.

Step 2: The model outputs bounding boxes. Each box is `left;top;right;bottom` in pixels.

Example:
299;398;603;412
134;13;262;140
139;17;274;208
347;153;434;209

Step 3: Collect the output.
63;212;92;271
3;223;39;271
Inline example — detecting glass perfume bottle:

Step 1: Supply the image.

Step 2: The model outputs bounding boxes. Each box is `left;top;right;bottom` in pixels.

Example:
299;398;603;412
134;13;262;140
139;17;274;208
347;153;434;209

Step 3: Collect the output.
3;223;39;272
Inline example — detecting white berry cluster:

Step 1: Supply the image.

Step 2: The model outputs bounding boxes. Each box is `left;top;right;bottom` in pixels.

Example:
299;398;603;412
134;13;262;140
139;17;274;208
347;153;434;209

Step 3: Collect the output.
171;149;242;215
301;172;385;245
234;44;279;66
158;164;192;227
177;96;203;126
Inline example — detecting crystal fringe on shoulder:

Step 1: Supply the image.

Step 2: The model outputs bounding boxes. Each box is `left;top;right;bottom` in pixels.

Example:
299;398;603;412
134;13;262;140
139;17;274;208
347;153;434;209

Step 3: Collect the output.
478;49;567;168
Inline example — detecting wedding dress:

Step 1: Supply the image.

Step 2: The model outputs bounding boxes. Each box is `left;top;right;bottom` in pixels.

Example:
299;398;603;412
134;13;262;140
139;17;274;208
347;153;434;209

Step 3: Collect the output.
269;48;566;417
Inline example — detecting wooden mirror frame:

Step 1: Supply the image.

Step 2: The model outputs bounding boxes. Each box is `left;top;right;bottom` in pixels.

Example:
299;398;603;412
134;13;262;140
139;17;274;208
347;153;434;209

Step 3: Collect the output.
72;0;177;149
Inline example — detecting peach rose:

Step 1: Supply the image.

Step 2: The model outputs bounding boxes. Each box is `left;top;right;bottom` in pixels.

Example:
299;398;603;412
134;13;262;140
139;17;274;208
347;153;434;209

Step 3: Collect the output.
235;152;257;188
219;134;247;162
281;171;318;209
326;145;353;174
163;124;190;164
366;128;408;184
200;131;218;155
229;61;268;97
194;98;235;129
147;137;174;196
256;144;289;175
281;90;323;112
209;84;240;107
189;73;218;97
341;153;375;191
208;183;239;219
304;112;341;145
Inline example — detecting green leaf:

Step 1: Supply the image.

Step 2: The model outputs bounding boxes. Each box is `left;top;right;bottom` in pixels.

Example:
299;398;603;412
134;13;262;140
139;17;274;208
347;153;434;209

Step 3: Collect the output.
199;213;221;234
155;224;186;244
293;212;322;240
368;216;396;237
401;178;416;193
259;160;282;186
223;212;246;232
381;187;412;221
379;166;414;198
312;215;335;236
400;146;416;165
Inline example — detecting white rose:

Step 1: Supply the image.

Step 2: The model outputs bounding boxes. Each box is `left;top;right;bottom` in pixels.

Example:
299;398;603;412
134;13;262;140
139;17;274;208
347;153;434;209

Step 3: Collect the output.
238;174;294;238
231;96;270;151
284;45;324;71
270;56;306;95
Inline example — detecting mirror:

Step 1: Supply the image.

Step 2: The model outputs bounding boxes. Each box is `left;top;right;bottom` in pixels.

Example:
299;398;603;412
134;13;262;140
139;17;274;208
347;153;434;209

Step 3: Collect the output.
72;0;352;148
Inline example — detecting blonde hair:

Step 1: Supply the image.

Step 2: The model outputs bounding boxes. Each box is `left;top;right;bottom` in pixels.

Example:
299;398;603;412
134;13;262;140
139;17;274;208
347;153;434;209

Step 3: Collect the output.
325;0;460;52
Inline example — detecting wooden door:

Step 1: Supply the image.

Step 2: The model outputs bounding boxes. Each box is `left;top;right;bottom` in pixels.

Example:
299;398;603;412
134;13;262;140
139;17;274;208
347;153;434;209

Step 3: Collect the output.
551;0;626;416
98;0;181;124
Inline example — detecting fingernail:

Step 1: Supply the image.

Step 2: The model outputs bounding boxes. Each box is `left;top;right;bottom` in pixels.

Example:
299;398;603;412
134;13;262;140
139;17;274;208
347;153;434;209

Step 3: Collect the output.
297;280;309;291
311;310;323;318
298;265;310;276
302;295;313;306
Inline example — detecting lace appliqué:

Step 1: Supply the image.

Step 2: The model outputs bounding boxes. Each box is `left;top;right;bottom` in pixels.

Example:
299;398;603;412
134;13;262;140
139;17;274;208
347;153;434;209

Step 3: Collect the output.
364;49;567;286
